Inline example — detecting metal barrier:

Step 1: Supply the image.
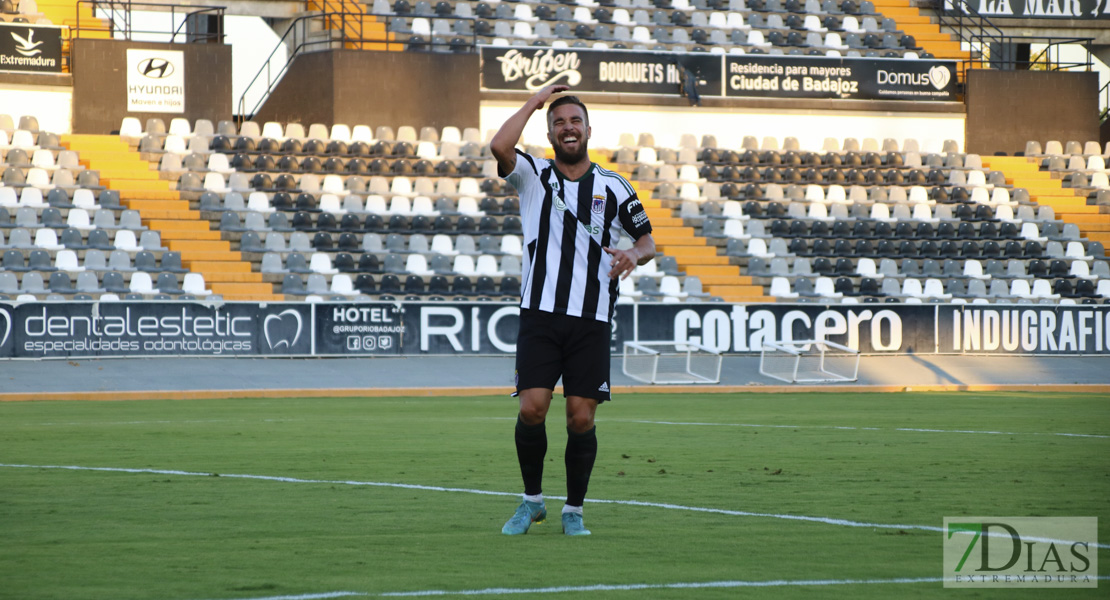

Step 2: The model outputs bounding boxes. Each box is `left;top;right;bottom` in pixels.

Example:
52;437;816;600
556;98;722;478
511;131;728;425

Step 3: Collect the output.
74;0;225;43
237;0;477;122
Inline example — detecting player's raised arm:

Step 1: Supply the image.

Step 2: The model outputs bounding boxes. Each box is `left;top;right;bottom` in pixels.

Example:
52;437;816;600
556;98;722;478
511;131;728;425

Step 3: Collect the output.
490;84;570;177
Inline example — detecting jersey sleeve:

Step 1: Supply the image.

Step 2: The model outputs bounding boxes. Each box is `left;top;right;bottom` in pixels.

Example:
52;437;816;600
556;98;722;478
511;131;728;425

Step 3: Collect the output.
617;191;652;241
502;149;540;198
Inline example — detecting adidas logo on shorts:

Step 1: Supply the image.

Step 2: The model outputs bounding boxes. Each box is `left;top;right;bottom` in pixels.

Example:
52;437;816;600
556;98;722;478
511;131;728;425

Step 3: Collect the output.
598;382;609;392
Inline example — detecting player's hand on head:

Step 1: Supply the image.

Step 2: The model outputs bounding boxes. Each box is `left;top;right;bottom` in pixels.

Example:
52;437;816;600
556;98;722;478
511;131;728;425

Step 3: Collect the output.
534;84;570;107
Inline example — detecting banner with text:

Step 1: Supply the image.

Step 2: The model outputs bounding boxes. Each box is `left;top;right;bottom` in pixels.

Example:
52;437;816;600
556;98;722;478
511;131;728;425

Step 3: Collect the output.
950;0;1110;19
480;46;956;102
724;55;957;101
127;48;185;113
1;302;1108;359
0;23;63;74
481;46;722;96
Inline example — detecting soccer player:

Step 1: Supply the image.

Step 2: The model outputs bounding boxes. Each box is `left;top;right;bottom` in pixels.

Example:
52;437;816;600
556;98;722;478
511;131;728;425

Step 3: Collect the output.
490;85;655;536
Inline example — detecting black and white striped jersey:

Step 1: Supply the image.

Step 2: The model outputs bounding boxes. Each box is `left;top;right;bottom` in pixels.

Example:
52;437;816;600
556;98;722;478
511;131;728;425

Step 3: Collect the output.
503;150;653;323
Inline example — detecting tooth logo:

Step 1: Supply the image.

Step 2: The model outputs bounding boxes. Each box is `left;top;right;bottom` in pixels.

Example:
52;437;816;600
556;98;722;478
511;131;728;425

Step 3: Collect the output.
928;65;951;91
0;307;10;349
263;308;302;350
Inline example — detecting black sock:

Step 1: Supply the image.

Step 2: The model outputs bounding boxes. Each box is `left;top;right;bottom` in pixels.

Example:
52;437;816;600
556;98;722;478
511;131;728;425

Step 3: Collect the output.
564;426;597;508
515;415;547;497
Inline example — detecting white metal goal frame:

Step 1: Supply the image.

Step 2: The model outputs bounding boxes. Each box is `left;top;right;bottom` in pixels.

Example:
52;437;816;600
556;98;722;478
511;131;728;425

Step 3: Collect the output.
622;340;723;385
758;339;860;384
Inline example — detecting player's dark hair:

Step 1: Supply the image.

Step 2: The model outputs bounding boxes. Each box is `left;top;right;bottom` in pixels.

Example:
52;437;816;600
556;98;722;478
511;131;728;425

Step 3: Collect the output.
547;95;589;126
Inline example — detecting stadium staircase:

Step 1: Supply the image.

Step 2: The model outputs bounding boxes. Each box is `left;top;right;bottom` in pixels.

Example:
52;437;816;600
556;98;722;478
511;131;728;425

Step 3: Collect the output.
982;156;1110;255
59;135;283;300
36;0;112;72
307;0;398;51
584;152;768;303
877;0;969;63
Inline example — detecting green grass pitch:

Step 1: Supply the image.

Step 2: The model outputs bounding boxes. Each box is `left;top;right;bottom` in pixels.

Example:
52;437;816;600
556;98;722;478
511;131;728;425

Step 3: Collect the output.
0;391;1106;599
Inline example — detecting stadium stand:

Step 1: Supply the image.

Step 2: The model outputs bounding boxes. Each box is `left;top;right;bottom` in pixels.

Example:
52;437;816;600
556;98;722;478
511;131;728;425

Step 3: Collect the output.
3;108;1106;305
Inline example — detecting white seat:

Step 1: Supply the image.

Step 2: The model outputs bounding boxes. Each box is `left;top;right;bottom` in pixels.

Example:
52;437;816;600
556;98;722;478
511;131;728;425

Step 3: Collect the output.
207;153;232;173
318;194;344;215
747;238;772;257
15;187;42;209
405;254;434;276
770;276;798;298
1069;260;1094;279
501;235;523;256
55;250;85;272
32;228;62;250
723;219;749;239
430;234;458;256
457;196;484;216
923;278;951;299
247;192;275;213
475;254;504;277
388;196;413;216
659;275;688;298
1030;279;1059;299
329;274;357;296
963;260;989;280
119;117;143;139
804;184;825;203
618;276;642;298
1020;222;1047;242
390;177;414;197
365;195;388;213
901;278;925;298
721;200;747;220
202;172;228;193
1065;241;1092;262
411;196;438;216
261;122;285;139
182;273;211;296
66;207;94;230
309;252;339;275
330;124;352;143
322;174;346;194
814;276;842;298
129;272;154;294
452;254;477;276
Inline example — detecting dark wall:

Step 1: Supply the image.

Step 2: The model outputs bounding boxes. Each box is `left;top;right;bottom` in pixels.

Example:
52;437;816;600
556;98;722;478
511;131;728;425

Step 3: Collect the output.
254;50;480;131
71;39;232;134
965;70;1097;156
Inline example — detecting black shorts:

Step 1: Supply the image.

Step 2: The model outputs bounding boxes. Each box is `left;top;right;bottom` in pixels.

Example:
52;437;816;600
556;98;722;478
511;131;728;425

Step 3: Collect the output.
514;308;611;403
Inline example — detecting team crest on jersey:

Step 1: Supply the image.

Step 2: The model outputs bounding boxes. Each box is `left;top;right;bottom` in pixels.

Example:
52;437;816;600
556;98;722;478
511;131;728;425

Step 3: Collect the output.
592;195;605;214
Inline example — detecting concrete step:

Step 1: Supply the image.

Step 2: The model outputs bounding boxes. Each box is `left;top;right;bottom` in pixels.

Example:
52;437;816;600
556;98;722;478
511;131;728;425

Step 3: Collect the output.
166;240;231;252
198;272;265;283
210;282;278;296
159;230;223;241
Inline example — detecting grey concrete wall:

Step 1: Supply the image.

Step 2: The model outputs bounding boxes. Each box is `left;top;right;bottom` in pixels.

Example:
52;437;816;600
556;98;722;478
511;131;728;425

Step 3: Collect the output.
965;70;1098;156
71;39;232;134
253;49;480;132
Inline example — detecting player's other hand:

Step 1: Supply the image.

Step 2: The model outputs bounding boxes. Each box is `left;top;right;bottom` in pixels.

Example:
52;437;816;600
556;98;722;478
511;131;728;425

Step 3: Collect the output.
604;247;638;280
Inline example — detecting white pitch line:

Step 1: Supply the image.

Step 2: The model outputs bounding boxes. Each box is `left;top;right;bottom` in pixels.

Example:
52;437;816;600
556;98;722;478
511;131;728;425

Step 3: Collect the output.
4;463;1108;550
606;419;1110;439
193;593;364;600
188;576;1110;600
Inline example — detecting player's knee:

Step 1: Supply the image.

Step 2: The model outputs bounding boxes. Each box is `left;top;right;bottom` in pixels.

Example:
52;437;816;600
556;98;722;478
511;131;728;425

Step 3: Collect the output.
566;412;594;433
519;403;548;425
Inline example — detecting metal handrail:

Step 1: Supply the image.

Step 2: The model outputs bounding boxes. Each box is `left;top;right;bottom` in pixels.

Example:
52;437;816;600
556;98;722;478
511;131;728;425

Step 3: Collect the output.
932;0;1092;81
1101;81;1110;123
75;0;225;43
236;5;476;122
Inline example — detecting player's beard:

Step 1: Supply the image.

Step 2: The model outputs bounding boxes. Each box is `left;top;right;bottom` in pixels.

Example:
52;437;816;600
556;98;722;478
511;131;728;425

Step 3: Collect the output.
553;138;589;165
